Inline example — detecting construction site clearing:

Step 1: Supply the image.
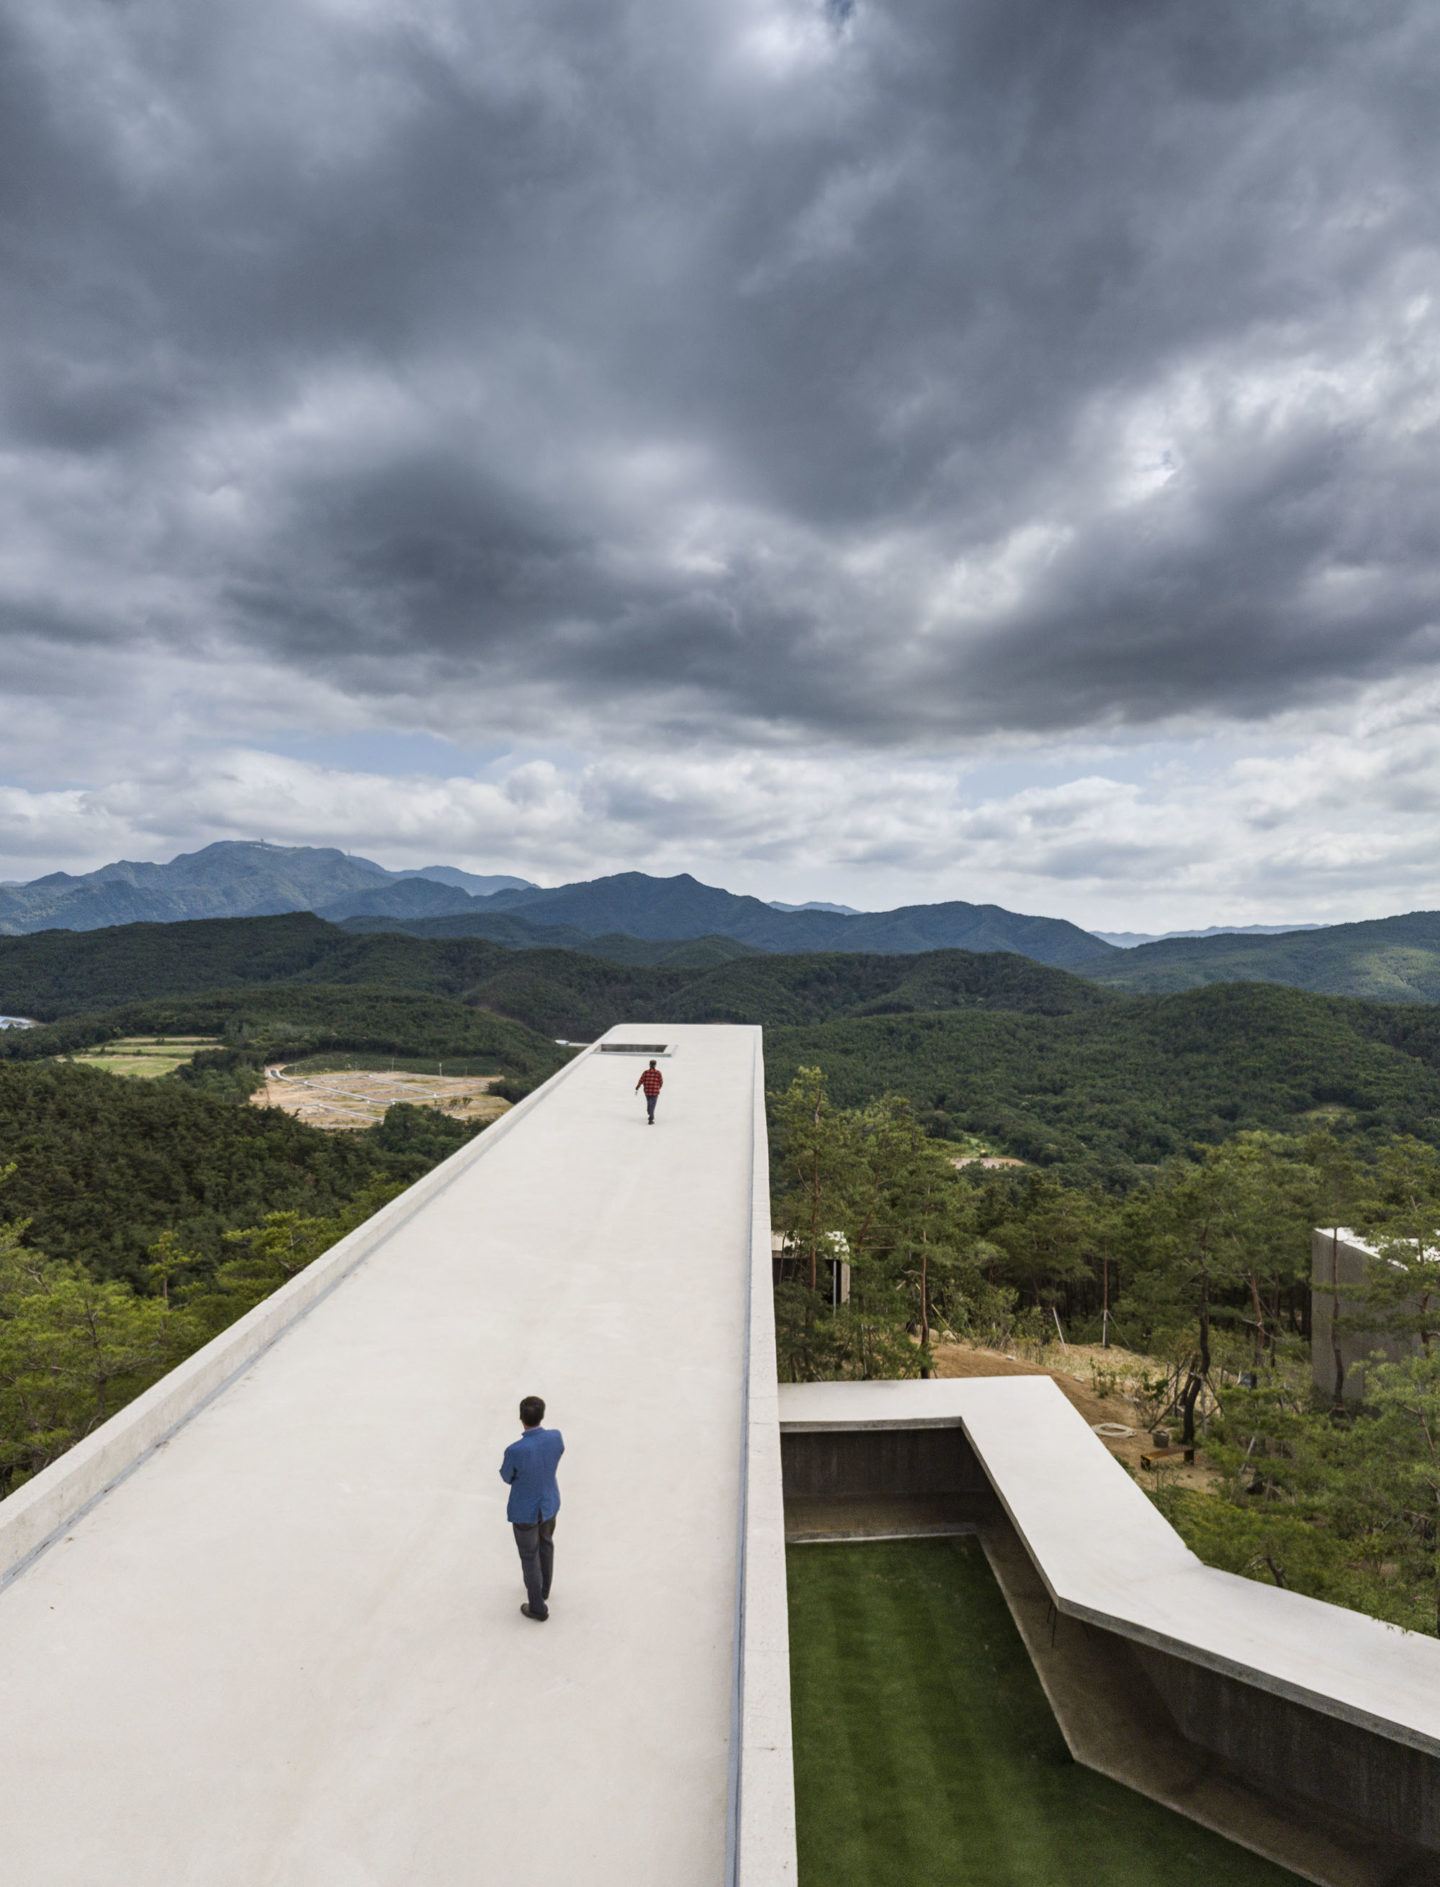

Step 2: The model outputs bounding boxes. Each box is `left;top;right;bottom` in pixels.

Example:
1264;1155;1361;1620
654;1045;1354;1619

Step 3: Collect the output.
253;1065;512;1132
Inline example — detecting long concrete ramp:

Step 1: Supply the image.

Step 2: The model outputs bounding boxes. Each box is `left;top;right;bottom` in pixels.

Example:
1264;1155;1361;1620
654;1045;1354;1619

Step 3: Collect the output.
0;1024;771;1886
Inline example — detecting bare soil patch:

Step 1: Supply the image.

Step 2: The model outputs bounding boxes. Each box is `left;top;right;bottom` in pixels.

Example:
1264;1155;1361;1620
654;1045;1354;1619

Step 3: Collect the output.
931;1339;1221;1490
254;1067;512;1132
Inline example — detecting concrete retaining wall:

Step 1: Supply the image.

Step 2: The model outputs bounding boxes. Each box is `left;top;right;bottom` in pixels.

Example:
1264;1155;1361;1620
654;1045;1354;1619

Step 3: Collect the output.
0;1044;592;1589
780;1423;990;1500
1127;1636;1440;1856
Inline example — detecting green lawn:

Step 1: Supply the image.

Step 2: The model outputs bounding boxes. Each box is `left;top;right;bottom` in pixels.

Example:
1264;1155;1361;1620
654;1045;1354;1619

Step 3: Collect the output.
787;1537;1305;1887
64;1035;219;1078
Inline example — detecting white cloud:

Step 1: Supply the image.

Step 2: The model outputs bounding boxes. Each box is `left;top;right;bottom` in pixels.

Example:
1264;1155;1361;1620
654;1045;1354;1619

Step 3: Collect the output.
4;672;1440;929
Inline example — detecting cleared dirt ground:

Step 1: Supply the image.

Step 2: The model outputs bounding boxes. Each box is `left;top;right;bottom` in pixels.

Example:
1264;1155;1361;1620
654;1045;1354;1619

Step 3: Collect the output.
254;1067;512;1132
932;1339;1220;1488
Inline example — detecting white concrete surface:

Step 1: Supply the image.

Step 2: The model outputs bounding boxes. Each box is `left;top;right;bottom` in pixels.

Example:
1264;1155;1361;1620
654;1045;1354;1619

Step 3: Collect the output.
781;1376;1440;1760
732;1033;797;1886
0;1024;772;1887
0;1051;591;1589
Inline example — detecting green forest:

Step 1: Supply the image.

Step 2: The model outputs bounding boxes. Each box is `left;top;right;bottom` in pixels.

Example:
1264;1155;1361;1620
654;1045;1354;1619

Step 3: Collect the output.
4;908;1440;1638
770;1067;1440;1636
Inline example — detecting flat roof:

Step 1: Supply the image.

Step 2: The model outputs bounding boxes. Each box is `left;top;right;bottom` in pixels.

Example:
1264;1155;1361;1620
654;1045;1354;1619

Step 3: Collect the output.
1313;1226;1440;1265
0;1024;766;1885
781;1376;1440;1760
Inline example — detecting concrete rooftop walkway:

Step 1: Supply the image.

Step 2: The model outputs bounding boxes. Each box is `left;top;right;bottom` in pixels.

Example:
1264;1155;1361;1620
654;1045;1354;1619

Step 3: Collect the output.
0;1025;762;1887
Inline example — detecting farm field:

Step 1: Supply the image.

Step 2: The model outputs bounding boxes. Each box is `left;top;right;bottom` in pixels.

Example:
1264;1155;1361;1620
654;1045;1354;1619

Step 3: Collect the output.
254;1064;512;1131
64;1036;219;1077
787;1537;1303;1886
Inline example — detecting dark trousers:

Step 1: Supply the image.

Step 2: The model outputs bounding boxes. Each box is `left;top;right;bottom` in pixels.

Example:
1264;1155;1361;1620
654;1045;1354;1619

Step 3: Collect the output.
645;1090;658;1120
512;1516;556;1616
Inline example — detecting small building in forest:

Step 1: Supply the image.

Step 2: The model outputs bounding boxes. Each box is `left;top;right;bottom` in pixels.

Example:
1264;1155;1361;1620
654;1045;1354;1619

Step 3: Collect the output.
1310;1226;1437;1403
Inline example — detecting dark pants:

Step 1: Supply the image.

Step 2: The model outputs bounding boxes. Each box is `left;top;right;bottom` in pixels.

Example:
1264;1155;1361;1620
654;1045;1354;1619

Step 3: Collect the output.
512;1516;556;1616
645;1090;658;1120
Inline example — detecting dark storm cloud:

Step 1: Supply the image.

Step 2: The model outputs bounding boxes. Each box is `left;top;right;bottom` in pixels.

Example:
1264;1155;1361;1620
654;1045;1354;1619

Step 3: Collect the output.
3;0;1440;750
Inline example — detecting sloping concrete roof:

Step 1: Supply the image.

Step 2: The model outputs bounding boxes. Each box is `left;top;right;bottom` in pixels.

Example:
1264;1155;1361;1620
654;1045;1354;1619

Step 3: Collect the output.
780;1376;1440;1760
0;1024;787;1886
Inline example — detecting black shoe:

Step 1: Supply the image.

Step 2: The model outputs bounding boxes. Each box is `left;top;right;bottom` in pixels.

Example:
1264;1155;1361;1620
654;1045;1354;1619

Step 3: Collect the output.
521;1603;549;1622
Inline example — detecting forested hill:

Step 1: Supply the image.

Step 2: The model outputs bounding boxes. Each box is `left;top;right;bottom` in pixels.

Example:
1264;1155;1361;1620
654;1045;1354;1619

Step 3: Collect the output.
0;846;1115;967
0;913;351;1013
0;1058;474;1285
1090;908;1440;1002
0;840;530;935
1;986;566;1084
768;982;1440;1182
464;871;1118;967
342;910;761;962
448;943;1109;1038
0;914;1108;1037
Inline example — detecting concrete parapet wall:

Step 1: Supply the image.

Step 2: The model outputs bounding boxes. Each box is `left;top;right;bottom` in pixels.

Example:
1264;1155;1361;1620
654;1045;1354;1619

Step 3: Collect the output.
0;1044;591;1589
731;1033;798;1886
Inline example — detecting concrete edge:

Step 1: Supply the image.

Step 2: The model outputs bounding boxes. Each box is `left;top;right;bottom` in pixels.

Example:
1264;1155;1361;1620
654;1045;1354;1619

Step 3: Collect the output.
731;1030;798;1885
1054;1591;1440;1766
778;1383;1440;1766
0;1040;592;1588
975;1523;1360;1887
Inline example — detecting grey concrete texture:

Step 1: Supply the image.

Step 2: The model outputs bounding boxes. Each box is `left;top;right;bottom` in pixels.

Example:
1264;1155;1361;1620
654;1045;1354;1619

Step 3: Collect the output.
0;1045;593;1588
0;1024;784;1887
982;1513;1431;1887
1310;1227;1429;1402
780;1422;991;1500
1130;1640;1440;1869
732;1037;798;1887
779;1378;1440;1764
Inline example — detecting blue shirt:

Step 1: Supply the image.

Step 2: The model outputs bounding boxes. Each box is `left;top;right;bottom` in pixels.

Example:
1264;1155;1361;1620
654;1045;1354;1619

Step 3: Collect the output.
500;1426;565;1524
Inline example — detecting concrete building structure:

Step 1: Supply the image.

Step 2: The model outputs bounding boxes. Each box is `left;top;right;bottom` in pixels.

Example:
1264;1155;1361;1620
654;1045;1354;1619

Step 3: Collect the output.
782;1377;1440;1883
1310;1225;1438;1402
2;1025;1439;1884
0;1024;793;1887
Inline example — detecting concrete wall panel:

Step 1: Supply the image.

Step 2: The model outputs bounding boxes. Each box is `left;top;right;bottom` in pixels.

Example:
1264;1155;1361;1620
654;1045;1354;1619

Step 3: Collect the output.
780;1424;988;1499
1128;1637;1440;1854
1309;1228;1420;1403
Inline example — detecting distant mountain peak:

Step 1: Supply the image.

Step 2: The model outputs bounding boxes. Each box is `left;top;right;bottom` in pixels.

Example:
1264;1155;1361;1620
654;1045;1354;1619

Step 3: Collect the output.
1095;922;1324;949
0;842;531;937
767;899;861;916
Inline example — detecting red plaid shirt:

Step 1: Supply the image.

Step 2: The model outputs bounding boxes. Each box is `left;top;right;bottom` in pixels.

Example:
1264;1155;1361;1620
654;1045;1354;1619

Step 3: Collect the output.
638;1067;664;1096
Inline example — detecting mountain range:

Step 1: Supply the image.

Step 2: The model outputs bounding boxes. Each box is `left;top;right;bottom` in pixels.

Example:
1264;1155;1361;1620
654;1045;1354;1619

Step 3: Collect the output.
1093;923;1323;948
1085;909;1440;1003
0;843;531;935
467;872;1114;966
4;841;1440;1005
0;844;1114;970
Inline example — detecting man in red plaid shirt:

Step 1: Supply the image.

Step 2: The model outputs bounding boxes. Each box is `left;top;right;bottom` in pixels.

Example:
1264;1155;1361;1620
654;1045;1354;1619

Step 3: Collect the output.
635;1059;664;1125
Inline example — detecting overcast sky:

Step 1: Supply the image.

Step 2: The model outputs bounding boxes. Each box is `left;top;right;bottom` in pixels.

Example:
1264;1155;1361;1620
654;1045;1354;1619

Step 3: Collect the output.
3;0;1439;926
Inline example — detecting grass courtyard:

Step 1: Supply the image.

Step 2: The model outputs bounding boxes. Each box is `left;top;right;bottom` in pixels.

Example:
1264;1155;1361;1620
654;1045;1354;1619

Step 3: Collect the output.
787;1537;1305;1887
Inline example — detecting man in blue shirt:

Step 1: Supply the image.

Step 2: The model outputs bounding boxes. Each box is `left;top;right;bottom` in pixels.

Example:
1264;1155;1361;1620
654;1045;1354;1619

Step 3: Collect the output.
500;1395;565;1622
